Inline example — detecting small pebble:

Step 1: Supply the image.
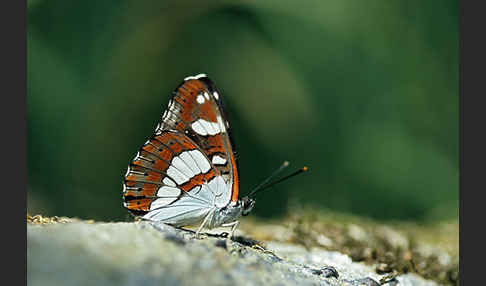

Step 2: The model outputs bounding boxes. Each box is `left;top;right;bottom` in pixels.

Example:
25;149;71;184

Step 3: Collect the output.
376;263;392;274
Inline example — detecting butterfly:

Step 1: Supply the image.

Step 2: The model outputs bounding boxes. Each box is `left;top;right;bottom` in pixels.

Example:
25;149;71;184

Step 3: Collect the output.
122;74;306;238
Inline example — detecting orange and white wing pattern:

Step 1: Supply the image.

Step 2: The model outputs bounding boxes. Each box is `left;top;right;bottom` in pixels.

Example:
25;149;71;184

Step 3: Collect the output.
122;74;239;225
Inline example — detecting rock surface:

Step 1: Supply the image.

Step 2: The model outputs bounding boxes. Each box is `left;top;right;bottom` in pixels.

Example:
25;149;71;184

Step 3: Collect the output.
28;219;441;286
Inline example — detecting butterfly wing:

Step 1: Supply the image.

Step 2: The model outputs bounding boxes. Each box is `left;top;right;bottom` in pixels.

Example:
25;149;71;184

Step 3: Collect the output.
158;75;239;200
123;74;239;224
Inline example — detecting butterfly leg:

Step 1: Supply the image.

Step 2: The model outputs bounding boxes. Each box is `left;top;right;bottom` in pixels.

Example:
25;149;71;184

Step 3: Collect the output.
221;220;239;248
195;210;214;239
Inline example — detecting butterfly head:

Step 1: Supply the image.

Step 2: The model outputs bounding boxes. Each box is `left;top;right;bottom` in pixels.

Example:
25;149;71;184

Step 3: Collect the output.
241;196;256;216
211;198;253;227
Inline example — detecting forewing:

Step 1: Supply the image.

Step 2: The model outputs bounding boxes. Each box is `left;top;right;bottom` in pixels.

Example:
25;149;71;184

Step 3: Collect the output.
156;75;239;202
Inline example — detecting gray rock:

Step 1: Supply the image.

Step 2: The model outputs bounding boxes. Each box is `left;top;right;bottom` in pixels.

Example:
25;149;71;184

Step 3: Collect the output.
27;221;441;286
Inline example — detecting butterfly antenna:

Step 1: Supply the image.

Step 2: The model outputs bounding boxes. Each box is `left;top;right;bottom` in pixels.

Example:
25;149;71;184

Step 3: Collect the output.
247;163;309;198
246;161;289;198
255;166;308;195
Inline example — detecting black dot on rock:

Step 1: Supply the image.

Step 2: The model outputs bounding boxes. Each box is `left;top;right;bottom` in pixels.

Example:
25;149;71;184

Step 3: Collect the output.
318;266;339;279
215;240;227;250
164;234;186;246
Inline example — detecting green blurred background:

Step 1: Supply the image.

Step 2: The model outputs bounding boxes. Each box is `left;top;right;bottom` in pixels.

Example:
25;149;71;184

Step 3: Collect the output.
27;0;458;222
